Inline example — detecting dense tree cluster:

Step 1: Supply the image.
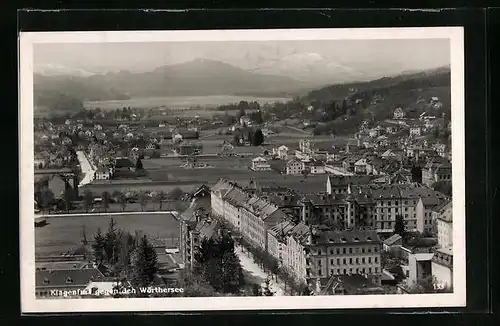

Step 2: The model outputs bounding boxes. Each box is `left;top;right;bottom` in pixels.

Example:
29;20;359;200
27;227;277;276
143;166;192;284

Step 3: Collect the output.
194;232;245;294
91;219;158;290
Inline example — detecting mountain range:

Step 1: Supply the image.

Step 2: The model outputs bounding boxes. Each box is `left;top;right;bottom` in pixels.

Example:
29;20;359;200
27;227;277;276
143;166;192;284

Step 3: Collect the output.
34;59;313;109
33;58;450;114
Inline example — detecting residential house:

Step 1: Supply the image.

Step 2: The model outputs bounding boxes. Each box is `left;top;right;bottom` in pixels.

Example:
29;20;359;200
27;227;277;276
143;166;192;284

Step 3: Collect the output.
114;157;136;173
36;267;104;298
436;201;453;249
393;107;406;119
178;129;199;140
239;115;252;127
368;126;384;138
353;158;380;175
433;143;448;158
251;156;271;171
324;163;354;176
422;161;452;186
276;145;289;160
381;149;404;161
326;175;376;195
286;159;303;175
383;234;403;252
409;126;422;137
95;166;112;180
177;142;203;156
34;156;47;168
309;161;326;175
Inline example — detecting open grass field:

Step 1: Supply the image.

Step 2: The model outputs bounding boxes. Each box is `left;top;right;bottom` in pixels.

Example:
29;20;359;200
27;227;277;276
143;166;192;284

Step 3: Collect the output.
80;171;327;195
35;213;180;257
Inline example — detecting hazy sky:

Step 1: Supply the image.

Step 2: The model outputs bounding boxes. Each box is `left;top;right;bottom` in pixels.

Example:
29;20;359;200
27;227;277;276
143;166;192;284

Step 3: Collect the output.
34;39;450;76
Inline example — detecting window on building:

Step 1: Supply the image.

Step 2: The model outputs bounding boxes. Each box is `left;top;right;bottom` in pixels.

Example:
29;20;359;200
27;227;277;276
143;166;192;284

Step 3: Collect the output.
349;258;353;264
362;248;365;253
349;268;352;274
343;248;346;254
330;259;334;265
375;267;378;273
330;249;334;255
343;258;346;264
337;258;340;265
343;269;346;274
368;248;372;253
349;248;353;254
362;258;366;264
318;269;322;276
336;249;340;254
356;258;359;264
375;257;378;263
368;257;372;263
368;267;372;273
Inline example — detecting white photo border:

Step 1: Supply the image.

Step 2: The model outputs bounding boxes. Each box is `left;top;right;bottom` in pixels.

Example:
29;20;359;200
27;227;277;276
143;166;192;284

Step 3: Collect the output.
19;27;465;313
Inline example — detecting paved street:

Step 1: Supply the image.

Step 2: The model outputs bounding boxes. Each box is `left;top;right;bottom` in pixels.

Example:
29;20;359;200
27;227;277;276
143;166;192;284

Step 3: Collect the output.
235;245;286;296
77;150;96;186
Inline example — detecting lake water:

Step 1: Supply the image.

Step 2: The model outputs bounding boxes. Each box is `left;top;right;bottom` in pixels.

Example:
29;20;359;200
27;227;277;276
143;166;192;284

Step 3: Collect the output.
83;95;292;110
35;213;180;256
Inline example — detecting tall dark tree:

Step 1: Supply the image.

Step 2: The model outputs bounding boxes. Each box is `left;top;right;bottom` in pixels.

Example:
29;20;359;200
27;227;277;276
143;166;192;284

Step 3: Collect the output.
251;284;263;296
83;190;93;213
138;191;148;212
194;233;245;294
155;191;167;210
81;225;88;245
104;218;120;265
63;187;73;213
131;235;159;288
92;227;106;265
394;214;406;237
101;191;111;213
117;192;127;212
220;250;245;293
252;129;264;146
39;188;55;213
168;187;184;201
247;130;254;143
262;278;275;296
136;157;143;170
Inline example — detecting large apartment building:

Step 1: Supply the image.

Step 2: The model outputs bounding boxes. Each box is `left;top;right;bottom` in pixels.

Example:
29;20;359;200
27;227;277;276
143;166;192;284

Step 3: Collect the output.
326;177;448;234
284;226;382;287
211;179;290;251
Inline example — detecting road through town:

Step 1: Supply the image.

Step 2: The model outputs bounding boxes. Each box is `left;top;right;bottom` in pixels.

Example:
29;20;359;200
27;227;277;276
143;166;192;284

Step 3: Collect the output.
77;151;96;187
235;245;286;296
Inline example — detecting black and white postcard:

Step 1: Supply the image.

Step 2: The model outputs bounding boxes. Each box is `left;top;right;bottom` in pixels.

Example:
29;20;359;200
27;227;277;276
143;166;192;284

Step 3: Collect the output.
19;27;465;312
